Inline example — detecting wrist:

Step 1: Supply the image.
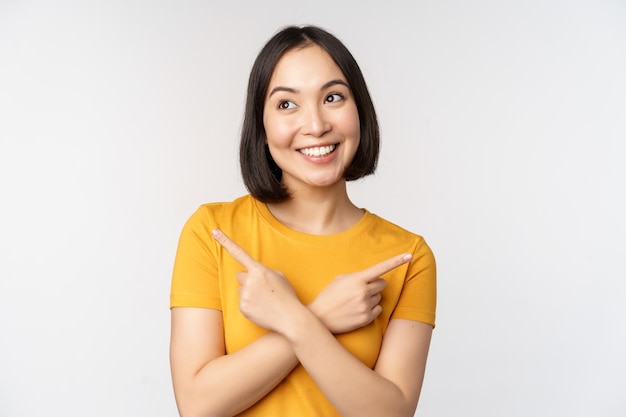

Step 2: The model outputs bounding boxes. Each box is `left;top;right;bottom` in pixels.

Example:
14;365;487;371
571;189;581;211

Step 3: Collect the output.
282;303;323;344
307;299;323;321
307;299;335;333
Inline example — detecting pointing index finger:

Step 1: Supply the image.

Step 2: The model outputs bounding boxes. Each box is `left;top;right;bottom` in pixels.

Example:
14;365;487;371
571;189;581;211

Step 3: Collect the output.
211;229;260;270
358;253;412;281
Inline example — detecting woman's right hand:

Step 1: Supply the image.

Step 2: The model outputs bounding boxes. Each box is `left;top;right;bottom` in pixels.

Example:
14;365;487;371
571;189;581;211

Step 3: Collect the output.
308;254;412;334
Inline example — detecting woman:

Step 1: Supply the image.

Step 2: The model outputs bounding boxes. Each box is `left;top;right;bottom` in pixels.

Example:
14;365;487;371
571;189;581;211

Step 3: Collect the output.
170;25;436;417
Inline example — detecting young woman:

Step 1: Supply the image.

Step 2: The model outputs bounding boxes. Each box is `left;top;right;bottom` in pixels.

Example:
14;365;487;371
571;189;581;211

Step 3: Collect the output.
170;25;436;417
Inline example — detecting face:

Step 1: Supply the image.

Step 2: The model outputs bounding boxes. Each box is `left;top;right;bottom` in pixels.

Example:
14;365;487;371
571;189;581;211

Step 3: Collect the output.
263;44;361;193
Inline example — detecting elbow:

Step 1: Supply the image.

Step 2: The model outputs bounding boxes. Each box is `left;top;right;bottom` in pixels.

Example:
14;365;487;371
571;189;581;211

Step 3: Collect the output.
398;397;420;417
172;377;229;417
175;401;205;417
174;392;228;417
386;406;417;417
176;404;224;417
386;391;419;417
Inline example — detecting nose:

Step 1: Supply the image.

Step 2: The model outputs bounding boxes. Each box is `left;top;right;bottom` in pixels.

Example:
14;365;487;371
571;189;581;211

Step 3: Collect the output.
301;105;331;137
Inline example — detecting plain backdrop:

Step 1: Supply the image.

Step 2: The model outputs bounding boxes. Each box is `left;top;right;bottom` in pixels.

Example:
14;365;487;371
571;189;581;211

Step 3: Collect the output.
1;1;625;416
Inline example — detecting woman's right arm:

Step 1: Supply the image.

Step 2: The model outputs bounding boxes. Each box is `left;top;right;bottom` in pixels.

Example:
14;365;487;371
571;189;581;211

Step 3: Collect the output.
171;216;388;417
170;307;298;417
170;270;386;417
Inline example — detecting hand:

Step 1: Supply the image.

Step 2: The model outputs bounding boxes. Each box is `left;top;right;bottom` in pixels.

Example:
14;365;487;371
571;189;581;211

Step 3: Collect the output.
308;253;413;334
212;229;303;333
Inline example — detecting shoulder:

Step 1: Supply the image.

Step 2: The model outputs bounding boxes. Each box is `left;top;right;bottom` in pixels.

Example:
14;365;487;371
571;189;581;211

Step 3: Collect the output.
362;212;435;269
174;195;260;260
365;211;431;253
185;195;257;227
177;195;261;247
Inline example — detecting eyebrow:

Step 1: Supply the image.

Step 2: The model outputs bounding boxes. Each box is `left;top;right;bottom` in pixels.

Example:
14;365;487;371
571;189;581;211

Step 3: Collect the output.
268;79;350;98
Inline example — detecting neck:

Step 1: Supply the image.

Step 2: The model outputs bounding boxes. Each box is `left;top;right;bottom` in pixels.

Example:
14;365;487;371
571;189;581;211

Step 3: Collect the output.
266;181;363;235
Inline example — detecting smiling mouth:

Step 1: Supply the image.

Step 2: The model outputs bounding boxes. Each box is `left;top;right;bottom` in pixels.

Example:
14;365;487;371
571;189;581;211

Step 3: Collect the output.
298;144;337;157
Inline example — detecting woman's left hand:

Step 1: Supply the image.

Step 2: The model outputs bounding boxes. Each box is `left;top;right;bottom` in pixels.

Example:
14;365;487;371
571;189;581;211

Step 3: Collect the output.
212;229;303;333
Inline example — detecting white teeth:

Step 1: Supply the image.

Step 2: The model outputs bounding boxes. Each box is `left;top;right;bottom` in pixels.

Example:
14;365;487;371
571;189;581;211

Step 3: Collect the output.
299;144;336;157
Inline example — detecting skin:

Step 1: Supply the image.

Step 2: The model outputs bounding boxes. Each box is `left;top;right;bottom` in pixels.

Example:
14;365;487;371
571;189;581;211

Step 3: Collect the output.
263;44;361;195
170;44;433;417
263;44;364;234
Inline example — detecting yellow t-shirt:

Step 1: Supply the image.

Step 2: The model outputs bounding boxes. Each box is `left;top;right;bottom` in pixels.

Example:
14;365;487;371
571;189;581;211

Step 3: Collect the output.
171;195;436;416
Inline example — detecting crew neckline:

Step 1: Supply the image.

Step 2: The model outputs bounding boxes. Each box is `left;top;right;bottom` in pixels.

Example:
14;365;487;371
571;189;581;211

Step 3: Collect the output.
251;196;375;246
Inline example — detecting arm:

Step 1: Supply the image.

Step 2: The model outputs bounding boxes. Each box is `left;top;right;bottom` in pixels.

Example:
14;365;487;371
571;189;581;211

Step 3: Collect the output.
212;229;433;417
170;307;298;417
284;310;432;417
170;253;389;417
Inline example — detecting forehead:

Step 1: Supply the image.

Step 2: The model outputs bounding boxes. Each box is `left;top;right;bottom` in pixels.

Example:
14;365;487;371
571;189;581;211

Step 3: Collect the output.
268;44;347;88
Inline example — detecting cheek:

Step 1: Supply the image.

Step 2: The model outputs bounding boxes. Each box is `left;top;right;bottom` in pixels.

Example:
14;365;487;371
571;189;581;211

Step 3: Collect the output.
344;107;361;142
345;109;361;162
263;115;293;147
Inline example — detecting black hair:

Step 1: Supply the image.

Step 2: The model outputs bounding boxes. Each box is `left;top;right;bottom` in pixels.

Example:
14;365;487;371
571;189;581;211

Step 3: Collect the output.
239;25;380;202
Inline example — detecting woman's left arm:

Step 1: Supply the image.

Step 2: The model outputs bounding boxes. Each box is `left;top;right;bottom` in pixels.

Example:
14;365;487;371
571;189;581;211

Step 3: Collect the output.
212;229;433;417
283;308;432;417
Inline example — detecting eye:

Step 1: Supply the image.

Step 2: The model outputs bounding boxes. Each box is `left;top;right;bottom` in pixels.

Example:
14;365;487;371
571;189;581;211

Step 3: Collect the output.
278;100;296;110
324;93;345;104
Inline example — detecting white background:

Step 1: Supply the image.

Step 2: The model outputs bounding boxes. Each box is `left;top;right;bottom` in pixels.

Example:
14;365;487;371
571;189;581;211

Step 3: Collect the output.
1;1;625;416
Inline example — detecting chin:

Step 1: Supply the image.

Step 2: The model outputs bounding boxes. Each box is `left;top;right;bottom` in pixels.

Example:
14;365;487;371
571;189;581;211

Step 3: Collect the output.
309;176;345;188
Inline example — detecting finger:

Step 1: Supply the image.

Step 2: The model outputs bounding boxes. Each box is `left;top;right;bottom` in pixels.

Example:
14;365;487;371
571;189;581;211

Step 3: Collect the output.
236;271;247;285
366;278;387;295
370;293;382;307
370;304;383;320
212;228;260;270
358;253;412;281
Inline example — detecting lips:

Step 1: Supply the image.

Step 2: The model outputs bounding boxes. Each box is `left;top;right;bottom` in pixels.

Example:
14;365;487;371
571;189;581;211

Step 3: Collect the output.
297;144;337;157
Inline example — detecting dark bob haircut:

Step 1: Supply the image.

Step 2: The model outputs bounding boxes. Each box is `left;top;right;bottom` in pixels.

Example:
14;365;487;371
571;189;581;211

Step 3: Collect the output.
239;25;380;203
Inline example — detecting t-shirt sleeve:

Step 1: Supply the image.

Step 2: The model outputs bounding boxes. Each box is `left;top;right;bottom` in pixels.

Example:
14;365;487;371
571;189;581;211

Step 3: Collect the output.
170;206;222;310
391;237;437;327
